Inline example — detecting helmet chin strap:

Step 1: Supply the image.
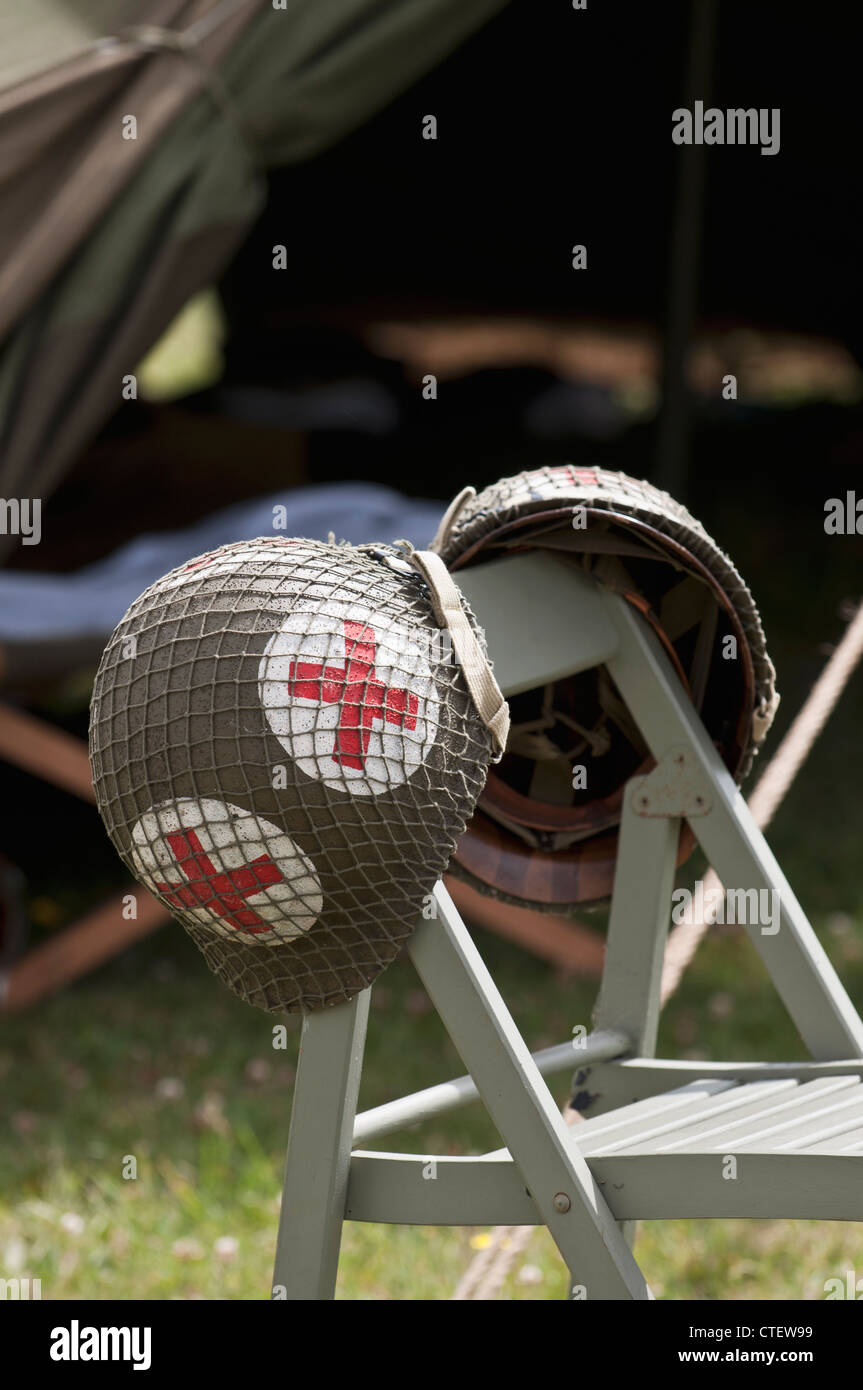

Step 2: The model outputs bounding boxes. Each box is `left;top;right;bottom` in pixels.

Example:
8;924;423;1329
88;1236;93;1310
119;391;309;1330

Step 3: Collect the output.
429;485;476;554
398;543;510;760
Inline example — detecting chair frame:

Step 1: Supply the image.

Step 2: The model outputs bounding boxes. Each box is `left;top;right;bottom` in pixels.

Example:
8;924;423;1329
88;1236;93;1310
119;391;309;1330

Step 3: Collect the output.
271;553;863;1300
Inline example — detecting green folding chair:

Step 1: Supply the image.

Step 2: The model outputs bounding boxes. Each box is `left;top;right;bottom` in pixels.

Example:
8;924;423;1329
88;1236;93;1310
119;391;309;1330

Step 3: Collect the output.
272;551;863;1300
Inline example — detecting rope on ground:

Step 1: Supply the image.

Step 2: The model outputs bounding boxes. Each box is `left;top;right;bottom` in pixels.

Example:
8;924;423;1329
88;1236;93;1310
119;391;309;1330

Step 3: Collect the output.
453;1226;535;1301
454;597;863;1298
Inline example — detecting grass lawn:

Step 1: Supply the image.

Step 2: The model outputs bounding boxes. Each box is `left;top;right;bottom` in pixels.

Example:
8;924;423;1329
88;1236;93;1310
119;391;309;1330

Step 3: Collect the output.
3;869;863;1300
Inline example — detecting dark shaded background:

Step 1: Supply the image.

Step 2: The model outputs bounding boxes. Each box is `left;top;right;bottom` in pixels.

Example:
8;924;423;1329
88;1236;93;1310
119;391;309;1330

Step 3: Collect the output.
9;0;860;570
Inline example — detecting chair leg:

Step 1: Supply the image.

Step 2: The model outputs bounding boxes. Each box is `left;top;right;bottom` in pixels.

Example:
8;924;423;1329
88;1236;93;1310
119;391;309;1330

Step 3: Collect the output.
603;588;863;1060
593;792;680;1058
272;990;370;1300
409;883;653;1299
591;789;681;1248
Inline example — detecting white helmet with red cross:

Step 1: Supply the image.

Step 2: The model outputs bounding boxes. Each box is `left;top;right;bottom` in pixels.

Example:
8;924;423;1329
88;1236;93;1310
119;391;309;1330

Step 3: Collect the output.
89;536;508;1014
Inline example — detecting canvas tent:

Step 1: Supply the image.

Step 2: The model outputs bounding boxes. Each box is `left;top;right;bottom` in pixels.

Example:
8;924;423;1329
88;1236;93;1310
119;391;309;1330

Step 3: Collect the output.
0;0;507;548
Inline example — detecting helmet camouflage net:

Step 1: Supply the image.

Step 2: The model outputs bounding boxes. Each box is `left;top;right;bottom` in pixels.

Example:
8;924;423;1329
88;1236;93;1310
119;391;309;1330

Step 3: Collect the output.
432;464;779;911
89;537;499;1014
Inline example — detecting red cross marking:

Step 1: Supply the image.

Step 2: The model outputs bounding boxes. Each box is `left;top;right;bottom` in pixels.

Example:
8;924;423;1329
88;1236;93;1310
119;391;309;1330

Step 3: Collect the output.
551;465;598;486
155;828;285;933
286;619;419;771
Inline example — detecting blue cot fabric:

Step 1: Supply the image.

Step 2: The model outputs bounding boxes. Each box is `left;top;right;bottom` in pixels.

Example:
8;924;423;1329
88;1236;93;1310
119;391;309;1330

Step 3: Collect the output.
0;484;444;642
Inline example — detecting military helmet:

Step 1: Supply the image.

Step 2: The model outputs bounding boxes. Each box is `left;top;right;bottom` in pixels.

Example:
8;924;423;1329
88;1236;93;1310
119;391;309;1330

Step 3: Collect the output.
432;464;779;911
89;536;507;1013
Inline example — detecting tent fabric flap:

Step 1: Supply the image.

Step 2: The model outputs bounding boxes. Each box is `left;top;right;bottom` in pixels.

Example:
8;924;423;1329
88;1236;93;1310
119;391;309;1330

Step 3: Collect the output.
0;0;509;514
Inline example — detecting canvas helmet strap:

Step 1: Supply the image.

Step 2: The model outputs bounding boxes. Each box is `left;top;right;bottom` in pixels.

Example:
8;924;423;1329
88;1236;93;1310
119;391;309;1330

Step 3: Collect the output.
430;484;477;553
398;544;510;760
